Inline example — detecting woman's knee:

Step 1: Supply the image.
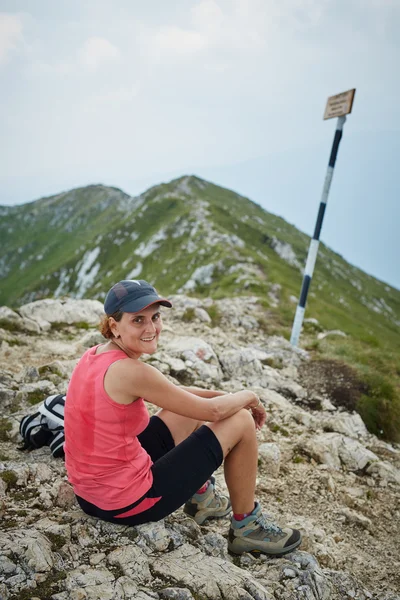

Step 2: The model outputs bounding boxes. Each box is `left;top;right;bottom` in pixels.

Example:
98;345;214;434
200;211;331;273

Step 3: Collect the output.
230;407;255;432
207;408;255;456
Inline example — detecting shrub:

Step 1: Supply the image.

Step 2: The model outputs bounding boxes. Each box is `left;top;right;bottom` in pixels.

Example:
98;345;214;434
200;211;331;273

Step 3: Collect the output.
0;470;18;488
206;304;222;327
300;358;400;443
0;418;12;442
182;308;196;322
357;373;400;442
299;358;367;412
0;318;23;332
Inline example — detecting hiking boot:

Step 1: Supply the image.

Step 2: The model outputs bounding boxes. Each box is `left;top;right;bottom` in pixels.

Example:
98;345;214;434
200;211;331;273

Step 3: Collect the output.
183;476;231;525
228;502;301;556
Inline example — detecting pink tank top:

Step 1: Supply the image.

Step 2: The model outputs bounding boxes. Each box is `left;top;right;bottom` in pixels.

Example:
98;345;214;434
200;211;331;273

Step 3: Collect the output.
64;345;153;510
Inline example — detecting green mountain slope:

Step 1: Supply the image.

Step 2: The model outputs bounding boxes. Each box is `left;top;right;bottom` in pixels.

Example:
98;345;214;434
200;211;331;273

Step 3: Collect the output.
1;175;399;439
1;176;398;338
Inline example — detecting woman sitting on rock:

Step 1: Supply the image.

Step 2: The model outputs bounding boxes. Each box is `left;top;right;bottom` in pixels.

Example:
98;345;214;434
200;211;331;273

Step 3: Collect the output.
64;279;301;556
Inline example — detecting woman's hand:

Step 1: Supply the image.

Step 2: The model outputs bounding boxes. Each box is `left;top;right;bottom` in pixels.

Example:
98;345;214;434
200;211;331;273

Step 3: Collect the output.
248;394;267;430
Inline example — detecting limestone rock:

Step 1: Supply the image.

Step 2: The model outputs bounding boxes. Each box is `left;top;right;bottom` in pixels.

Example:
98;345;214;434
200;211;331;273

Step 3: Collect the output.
304;433;379;471
0;306;20;321
114;578;158;599
199;532;229;559
29;462;53;483
26;534;55;572
326;569;375;599
161;336;223;384
151;543;273;600
317;330;347;340
0;387;16;410
320;397;337;412
19;299;104;330
269;377;307;401
107;545;152;583
0;530;55;573
339;507;373;531
0;555;17;576
15;380;57;405
136;521;172;552
261;335;308;366
194;307;212;323
280;551;333;600
366;460;400;485
219;348;264;380
258;442;281;476
262;388;294;411
323;412;369;439
0;306;41;334
79;331;106;348
64;566;115;599
56;480;77;508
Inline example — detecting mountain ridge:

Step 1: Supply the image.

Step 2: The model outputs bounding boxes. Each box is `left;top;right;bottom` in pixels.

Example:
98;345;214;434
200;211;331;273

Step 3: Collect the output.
1;174;398;286
1;175;399;325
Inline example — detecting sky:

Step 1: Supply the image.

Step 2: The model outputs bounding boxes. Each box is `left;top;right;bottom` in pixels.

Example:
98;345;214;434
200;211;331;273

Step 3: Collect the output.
1;0;399;289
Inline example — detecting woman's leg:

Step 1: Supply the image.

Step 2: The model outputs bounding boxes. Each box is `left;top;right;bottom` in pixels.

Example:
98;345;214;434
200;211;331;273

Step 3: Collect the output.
156;405;259;515
156;407;259;514
206;408;258;515
155;409;204;445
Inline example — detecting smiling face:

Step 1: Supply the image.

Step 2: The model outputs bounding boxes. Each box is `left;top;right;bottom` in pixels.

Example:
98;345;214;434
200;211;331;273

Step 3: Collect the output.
109;304;163;358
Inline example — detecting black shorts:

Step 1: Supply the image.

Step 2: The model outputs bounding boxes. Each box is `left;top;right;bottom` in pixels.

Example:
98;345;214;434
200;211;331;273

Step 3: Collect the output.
76;416;223;525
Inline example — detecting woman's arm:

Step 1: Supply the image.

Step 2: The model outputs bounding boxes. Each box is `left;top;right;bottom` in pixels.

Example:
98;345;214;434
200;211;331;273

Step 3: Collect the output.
179;386;226;398
109;358;259;422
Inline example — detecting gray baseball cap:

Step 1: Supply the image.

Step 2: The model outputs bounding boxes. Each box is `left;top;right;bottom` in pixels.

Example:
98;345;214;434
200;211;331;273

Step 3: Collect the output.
104;280;172;315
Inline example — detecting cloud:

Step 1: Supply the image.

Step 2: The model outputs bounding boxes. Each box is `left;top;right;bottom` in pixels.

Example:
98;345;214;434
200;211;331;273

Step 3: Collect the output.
141;0;327;62
191;0;224;31
79;36;121;70
82;84;141;114
148;25;207;56
0;13;23;65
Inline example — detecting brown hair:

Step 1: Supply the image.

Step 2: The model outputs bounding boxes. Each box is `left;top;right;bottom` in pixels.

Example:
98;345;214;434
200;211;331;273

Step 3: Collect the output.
99;310;123;339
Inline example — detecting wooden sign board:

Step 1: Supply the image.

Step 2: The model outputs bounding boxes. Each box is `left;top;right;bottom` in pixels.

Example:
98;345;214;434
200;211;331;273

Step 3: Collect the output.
323;89;356;120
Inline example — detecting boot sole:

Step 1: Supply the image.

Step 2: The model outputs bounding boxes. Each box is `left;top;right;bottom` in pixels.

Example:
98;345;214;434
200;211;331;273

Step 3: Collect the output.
228;537;302;557
187;506;232;526
194;508;232;525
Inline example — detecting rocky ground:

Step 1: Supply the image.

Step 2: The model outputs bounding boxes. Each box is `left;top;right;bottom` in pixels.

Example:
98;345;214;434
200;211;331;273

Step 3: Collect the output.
0;295;399;600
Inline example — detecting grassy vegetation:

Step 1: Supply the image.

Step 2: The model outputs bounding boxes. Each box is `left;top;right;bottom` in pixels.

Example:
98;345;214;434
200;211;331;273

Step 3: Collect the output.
0;318;24;332
0;418;12;442
182;307;196;322
0;470;18;488
46;532;67;550
300;336;400;442
9;571;67;600
206;304;222;327
50;320;90;330
27;391;46;405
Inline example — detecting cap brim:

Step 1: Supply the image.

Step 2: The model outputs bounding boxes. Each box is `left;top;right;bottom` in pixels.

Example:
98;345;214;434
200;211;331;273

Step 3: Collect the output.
121;295;172;314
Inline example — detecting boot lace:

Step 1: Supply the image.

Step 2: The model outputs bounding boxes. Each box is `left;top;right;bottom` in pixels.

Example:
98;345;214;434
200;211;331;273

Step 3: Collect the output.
255;513;283;536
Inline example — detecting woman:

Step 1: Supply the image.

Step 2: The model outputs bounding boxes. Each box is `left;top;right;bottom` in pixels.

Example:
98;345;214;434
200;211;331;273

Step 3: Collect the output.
64;279;301;556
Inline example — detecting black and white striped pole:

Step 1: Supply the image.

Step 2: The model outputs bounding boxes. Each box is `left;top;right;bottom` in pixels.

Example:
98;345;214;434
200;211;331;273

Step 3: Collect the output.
290;89;356;347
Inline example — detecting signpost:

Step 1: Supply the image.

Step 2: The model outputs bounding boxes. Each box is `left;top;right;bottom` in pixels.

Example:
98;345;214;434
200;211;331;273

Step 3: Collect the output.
290;89;356;347
323;89;356;120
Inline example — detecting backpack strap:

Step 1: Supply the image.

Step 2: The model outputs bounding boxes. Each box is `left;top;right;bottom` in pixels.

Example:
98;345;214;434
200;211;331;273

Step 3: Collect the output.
19;411;40;439
18;411;53;451
49;430;65;458
39;394;65;428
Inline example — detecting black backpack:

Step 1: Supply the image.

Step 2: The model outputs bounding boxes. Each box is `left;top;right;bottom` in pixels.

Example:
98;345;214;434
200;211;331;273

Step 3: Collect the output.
19;394;65;458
